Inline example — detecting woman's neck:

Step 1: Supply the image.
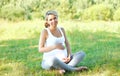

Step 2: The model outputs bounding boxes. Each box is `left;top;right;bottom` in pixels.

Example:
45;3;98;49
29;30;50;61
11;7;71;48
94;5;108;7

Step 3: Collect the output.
49;26;57;32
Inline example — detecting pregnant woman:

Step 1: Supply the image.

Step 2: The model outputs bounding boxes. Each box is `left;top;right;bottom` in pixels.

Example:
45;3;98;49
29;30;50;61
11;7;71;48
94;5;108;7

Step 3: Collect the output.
38;10;88;74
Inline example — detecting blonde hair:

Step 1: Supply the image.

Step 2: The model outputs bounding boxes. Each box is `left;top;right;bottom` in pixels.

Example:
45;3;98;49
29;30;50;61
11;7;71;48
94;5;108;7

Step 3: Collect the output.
44;10;58;28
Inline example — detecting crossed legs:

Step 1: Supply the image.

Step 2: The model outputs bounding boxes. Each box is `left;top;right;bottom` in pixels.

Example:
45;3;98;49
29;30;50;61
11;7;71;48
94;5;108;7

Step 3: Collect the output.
41;51;87;72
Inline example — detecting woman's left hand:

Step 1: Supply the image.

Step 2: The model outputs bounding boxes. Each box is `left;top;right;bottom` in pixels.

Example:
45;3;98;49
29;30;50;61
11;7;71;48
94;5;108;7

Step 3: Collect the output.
62;57;71;63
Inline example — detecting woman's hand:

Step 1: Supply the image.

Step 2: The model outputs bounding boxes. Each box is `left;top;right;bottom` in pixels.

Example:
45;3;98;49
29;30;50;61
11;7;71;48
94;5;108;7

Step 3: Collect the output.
55;43;65;50
62;57;71;63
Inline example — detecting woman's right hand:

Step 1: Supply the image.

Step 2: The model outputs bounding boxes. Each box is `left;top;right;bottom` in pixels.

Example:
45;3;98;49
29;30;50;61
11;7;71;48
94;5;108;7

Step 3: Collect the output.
55;43;65;50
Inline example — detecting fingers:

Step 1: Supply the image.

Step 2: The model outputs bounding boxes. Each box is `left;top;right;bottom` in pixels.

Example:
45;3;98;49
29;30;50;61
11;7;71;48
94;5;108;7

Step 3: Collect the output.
62;58;71;63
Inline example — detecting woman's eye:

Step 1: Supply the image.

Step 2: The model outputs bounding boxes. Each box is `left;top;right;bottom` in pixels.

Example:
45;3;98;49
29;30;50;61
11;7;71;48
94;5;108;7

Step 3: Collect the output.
54;17;56;20
49;19;52;21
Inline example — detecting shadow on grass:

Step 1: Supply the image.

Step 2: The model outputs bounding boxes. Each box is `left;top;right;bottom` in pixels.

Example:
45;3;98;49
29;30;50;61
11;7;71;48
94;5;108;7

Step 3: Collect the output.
0;37;43;75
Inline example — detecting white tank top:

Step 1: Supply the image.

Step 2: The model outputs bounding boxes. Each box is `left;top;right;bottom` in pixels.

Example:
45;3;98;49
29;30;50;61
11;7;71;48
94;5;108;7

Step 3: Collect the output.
43;27;67;61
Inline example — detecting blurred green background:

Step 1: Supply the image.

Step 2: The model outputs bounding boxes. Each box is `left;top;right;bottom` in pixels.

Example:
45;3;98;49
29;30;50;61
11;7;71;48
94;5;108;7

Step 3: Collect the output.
0;0;120;21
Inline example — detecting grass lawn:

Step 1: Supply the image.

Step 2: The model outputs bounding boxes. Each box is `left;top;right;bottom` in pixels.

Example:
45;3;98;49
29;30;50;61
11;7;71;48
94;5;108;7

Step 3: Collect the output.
0;19;120;76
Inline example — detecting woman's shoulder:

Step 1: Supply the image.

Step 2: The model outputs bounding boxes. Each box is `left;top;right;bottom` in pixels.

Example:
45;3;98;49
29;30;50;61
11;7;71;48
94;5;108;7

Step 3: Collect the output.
58;27;65;33
58;26;64;31
41;28;48;36
41;28;47;33
58;26;66;36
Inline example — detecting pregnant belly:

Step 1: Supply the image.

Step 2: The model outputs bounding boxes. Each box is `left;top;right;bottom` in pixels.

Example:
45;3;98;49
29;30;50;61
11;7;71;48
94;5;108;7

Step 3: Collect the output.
43;49;67;61
54;49;67;61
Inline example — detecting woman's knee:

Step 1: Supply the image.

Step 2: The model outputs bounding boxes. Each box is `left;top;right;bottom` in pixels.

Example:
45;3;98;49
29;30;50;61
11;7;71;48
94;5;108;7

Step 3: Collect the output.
41;57;59;70
49;57;59;66
76;51;85;56
74;51;86;59
80;51;86;57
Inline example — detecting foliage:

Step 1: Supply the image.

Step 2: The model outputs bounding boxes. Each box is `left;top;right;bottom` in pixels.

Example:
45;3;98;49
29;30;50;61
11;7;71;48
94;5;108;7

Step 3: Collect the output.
113;8;120;21
82;4;113;21
0;0;120;21
0;4;25;21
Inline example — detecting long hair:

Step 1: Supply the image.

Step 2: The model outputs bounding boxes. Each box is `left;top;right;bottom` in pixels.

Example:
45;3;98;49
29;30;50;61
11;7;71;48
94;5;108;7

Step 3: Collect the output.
44;21;50;28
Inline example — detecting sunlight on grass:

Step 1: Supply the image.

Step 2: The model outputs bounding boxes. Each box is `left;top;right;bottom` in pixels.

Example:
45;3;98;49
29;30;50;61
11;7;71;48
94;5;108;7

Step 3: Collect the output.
0;19;44;40
88;70;118;76
0;62;28;76
60;21;120;34
0;20;120;41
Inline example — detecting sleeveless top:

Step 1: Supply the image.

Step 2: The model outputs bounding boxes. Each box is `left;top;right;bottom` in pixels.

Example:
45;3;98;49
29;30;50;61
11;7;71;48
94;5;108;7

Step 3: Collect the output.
42;27;67;61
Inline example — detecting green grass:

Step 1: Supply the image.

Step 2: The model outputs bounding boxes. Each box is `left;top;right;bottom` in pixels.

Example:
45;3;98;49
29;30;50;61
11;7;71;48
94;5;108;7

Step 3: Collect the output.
0;19;120;76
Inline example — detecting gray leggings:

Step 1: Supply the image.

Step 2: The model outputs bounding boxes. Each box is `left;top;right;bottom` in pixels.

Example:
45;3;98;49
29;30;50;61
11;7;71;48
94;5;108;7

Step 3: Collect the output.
41;51;85;71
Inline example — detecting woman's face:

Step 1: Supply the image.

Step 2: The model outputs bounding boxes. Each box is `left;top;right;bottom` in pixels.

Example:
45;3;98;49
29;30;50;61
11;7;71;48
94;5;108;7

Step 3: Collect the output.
47;14;58;28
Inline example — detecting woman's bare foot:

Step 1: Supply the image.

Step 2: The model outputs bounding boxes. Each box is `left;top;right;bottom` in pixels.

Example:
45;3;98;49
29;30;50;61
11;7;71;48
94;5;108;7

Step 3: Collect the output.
59;69;65;74
76;66;88;72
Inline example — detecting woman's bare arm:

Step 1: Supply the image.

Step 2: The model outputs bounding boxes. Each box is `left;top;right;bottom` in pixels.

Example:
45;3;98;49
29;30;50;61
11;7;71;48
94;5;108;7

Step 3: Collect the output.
61;27;72;58
39;29;65;53
38;29;56;52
